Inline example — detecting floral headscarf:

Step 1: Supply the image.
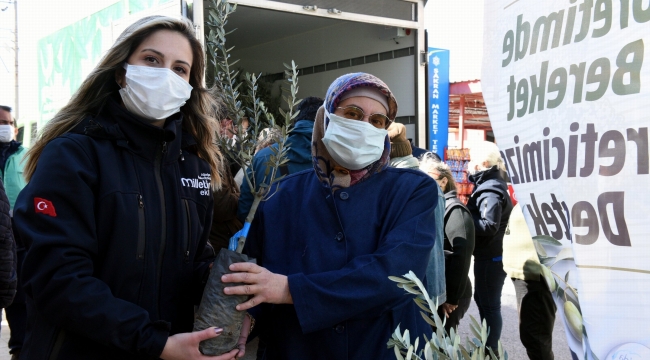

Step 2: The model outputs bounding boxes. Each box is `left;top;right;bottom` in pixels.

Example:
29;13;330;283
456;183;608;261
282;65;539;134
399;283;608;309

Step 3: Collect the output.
312;73;399;192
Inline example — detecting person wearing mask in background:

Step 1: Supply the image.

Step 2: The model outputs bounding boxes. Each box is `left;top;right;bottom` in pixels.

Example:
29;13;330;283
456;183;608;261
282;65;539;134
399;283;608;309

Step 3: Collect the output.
0;177;18;329
0;105;27;360
237;96;323;222
388;122;446;307
222;73;438;359
0;106;26;212
13;16;246;360
466;141;513;352
420;154;475;334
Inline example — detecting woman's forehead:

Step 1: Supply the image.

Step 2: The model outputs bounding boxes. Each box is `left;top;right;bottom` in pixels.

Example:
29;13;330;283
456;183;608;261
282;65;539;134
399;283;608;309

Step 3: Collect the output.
135;30;193;64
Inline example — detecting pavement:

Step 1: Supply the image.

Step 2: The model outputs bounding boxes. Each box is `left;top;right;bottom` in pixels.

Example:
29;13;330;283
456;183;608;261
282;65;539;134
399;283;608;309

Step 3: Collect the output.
0;264;571;360
456;262;572;359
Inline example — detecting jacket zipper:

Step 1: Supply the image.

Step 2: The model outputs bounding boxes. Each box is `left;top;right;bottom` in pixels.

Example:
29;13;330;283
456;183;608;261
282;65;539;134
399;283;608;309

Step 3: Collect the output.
49;329;66;360
154;141;167;319
183;199;191;262
136;194;146;260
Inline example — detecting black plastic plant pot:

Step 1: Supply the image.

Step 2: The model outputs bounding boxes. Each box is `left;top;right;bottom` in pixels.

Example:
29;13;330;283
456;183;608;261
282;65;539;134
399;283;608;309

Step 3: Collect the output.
194;248;255;355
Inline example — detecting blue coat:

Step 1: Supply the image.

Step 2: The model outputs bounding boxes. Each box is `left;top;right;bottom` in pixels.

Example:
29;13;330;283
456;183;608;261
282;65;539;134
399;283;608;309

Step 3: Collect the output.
245;166;438;360
238;119;314;222
13;98;215;359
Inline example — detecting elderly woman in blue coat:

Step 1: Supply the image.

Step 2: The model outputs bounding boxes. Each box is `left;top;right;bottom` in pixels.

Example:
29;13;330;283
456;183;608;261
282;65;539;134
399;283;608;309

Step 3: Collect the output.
222;72;439;359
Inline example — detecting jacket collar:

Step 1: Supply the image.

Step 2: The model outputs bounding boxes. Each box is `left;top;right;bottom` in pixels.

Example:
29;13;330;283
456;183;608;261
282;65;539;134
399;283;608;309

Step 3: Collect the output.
76;95;185;162
0;140;22;155
444;189;458;201
468;165;502;185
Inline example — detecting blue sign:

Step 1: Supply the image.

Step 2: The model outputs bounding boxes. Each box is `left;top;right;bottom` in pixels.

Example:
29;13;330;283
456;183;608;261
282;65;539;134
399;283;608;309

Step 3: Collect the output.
428;48;450;159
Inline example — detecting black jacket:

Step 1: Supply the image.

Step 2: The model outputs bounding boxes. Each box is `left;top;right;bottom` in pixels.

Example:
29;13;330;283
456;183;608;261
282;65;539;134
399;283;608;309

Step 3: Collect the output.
443;190;474;304
0;178;16;308
467;166;513;260
14;98;215;359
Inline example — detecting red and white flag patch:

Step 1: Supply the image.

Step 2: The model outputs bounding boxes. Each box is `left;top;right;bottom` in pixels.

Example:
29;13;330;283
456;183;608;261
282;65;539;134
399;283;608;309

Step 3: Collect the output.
34;197;57;217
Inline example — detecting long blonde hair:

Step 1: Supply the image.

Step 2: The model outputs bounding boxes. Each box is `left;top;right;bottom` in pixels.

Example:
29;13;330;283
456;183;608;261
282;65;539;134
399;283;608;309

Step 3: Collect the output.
24;16;223;188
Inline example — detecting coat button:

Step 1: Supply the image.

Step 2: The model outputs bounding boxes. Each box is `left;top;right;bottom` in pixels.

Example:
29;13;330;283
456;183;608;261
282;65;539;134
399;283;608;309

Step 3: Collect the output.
335;232;344;242
339;192;349;200
335;324;345;333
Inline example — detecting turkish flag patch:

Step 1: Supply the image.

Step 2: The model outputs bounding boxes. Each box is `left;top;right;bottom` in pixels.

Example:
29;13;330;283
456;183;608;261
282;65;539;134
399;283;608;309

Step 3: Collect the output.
34;197;57;217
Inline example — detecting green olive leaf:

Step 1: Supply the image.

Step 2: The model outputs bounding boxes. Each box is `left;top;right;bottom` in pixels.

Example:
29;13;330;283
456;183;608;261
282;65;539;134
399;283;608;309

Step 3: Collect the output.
532;235;563;246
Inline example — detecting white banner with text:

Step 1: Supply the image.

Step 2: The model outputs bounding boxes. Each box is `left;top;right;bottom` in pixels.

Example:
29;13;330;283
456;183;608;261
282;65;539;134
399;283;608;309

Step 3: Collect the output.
482;1;650;359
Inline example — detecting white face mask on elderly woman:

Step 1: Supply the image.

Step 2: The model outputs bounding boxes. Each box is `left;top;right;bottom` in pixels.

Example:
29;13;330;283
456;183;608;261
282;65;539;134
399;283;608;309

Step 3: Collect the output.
322;111;388;170
119;63;193;121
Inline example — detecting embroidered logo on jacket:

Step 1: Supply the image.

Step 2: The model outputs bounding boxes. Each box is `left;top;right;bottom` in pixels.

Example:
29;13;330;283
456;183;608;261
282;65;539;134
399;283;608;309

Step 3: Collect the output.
34;197;57;217
181;173;211;196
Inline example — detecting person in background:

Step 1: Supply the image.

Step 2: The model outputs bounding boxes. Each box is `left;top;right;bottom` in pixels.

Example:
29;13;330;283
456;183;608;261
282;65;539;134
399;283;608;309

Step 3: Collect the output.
504;202;556;360
13;16;245;360
219;117;236;142
222;73;438;359
387;122;419;169
254;127;282;154
209;105;244;254
0;105;27;360
466;141;513;351
0;106;26;213
0;177;17;319
387;122;446;307
420;154;474;333
237;96;323;222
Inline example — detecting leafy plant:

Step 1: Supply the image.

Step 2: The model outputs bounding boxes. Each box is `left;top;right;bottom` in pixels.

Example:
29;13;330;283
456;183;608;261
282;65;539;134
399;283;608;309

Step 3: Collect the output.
234;69;284;126
388;271;507;360
205;0;300;252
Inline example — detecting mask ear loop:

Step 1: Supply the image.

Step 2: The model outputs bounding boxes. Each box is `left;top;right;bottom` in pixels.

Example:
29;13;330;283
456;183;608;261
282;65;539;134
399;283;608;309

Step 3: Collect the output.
116;62;129;89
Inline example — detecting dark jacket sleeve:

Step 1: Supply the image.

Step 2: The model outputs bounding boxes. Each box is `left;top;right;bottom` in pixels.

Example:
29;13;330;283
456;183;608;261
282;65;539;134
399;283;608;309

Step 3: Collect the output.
0;179;16;309
237;147;273;223
471;190;504;238
286;179;438;334
193;188;217;305
212;167;239;221
14;138;168;357
210;164;242;251
443;207;475;305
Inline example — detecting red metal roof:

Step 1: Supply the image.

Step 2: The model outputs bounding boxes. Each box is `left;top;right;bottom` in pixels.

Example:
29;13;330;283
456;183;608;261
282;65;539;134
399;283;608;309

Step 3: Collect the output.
448;80;491;130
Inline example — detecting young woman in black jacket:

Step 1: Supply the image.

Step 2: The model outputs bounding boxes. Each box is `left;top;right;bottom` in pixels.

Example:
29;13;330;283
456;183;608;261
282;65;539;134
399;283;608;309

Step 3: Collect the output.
466;141;513;351
13;16;246;360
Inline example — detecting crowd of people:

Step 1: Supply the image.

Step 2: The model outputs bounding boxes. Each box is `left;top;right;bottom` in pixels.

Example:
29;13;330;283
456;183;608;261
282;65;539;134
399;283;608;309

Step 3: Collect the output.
0;15;557;360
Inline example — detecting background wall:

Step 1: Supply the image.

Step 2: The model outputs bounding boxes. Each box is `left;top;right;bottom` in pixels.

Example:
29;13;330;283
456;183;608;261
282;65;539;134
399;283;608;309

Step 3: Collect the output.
228;16;416;116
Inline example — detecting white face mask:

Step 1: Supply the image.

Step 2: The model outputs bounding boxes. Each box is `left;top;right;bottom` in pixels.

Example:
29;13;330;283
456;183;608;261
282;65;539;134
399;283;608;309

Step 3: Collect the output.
322;111;388;170
119;64;193;121
0;125;14;143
